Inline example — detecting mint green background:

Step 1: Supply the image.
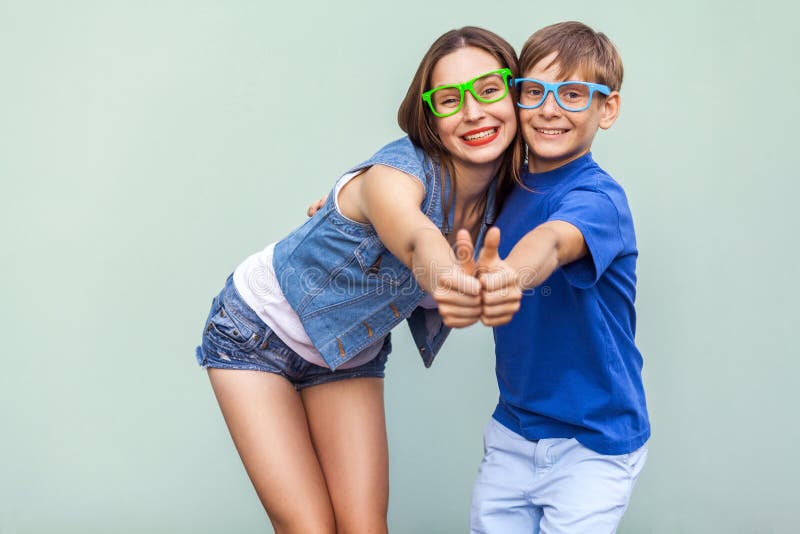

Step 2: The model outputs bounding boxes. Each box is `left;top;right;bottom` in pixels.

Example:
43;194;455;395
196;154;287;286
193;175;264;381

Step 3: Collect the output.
2;1;797;532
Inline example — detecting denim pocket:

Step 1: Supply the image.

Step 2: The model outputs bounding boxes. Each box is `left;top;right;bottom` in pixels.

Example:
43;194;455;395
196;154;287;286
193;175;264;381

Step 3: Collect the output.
354;236;410;287
204;297;263;352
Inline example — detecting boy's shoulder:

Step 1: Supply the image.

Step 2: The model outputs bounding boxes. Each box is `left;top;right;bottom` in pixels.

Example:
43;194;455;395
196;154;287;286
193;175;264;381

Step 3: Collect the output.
562;154;629;204
531;155;634;227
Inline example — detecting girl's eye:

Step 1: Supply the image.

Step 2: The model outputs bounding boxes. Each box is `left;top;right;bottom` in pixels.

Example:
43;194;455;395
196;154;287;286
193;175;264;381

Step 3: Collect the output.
433;89;461;109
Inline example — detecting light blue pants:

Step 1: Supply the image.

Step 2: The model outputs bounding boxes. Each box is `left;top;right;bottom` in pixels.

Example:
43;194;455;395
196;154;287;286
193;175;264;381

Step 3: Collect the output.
470;418;647;534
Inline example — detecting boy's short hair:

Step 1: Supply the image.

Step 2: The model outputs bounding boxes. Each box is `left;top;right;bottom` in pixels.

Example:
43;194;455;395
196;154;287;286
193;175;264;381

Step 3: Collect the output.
519;21;623;92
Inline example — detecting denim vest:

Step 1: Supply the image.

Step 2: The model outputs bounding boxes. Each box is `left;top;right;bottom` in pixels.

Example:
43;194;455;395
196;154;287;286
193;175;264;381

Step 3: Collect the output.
273;137;497;370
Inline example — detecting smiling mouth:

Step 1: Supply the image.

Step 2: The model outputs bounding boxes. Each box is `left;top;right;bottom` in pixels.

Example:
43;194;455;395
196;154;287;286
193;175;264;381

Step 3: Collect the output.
536;128;568;136
464;128;497;141
462;127;499;146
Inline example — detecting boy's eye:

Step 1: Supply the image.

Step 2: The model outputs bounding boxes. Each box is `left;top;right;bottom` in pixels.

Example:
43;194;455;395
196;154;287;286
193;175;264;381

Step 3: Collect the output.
558;84;589;103
519;82;544;99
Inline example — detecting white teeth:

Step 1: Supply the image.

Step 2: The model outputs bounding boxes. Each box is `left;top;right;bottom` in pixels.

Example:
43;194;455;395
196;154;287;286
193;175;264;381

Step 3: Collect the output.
537;129;566;135
464;128;497;141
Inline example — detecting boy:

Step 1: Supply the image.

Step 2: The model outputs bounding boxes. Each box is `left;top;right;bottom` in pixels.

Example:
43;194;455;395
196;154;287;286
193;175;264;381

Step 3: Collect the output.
467;21;650;533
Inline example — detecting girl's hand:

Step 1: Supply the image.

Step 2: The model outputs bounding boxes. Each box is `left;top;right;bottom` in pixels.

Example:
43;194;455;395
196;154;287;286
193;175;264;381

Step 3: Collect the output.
433;230;482;328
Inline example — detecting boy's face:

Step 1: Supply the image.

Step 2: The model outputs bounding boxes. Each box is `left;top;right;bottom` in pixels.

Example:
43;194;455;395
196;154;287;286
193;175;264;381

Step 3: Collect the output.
520;52;620;173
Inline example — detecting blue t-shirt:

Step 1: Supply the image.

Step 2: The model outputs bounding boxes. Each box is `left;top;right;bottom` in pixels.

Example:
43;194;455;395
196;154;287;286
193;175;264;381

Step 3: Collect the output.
492;152;650;455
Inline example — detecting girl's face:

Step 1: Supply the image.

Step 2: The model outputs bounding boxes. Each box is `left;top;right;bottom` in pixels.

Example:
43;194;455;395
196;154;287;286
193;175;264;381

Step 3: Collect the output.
429;47;517;180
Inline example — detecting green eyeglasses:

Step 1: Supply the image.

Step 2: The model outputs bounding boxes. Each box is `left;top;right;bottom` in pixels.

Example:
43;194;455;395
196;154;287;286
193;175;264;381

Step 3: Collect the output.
421;68;513;118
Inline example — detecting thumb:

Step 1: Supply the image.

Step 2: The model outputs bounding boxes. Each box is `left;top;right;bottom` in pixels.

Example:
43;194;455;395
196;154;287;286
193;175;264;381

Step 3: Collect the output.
454;229;476;274
477;227;501;268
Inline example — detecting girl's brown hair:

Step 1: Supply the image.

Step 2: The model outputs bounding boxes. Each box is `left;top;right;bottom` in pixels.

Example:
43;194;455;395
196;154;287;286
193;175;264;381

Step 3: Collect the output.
397;27;524;230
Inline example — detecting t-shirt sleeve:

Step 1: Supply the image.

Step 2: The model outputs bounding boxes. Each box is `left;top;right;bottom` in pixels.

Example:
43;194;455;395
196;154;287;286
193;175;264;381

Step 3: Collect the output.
547;188;623;289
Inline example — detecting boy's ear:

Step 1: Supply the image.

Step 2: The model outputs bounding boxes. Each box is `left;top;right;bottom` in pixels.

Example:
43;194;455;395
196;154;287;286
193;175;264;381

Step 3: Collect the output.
599;91;620;130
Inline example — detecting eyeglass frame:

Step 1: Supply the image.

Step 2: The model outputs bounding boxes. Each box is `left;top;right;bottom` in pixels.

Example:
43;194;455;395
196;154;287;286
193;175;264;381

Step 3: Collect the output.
421;68;513;118
513;78;611;112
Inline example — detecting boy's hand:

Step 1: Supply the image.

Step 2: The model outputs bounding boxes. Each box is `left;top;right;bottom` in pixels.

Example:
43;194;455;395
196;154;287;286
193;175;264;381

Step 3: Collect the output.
432;229;482;328
307;195;328;217
477;227;522;327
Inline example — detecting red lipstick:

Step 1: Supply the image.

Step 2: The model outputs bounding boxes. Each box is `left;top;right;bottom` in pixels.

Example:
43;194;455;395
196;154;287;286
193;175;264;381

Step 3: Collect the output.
461;126;500;147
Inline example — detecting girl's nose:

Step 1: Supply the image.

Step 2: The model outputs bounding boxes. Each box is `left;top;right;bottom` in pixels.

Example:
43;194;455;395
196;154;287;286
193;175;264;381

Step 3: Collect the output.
461;92;487;121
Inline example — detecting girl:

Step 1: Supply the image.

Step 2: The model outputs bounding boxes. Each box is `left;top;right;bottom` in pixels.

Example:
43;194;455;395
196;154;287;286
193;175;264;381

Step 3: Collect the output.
196;27;523;534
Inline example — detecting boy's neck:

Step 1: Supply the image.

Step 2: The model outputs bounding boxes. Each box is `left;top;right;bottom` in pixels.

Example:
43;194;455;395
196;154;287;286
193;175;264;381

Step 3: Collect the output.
527;147;592;174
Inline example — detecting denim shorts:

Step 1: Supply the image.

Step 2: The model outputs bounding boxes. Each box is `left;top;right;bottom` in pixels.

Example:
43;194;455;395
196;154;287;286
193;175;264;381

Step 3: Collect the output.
195;276;390;390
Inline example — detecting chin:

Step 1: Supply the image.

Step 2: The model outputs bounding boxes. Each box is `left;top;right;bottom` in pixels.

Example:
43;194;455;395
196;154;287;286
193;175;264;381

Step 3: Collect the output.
467;152;505;167
532;150;567;163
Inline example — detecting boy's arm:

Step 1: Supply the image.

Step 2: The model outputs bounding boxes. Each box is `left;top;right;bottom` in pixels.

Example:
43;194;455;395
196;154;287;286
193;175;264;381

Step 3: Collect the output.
505;220;588;290
478;221;587;325
306;195;327;217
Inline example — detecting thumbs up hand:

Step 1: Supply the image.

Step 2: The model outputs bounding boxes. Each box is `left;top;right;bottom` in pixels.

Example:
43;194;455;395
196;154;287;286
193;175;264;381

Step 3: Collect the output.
476;227;522;327
454;228;477;277
432;229;482;328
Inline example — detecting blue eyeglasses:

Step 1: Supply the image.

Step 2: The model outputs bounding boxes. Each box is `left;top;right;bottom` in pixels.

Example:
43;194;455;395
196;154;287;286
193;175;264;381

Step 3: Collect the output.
514;78;611;112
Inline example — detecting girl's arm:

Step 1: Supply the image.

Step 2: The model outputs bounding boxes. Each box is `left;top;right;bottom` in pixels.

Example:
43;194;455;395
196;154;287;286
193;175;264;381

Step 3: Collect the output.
352;164;482;328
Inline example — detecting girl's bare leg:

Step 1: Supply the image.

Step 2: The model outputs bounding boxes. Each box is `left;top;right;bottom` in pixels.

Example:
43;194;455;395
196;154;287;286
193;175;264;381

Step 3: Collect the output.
301;377;389;534
208;368;336;534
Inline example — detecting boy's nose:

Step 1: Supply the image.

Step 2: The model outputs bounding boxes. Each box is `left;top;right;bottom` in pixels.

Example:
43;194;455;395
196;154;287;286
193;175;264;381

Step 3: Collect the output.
462;92;486;121
540;92;562;116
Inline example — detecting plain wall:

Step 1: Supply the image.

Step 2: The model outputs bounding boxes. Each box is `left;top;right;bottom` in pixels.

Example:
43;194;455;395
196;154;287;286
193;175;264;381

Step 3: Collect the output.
2;0;798;532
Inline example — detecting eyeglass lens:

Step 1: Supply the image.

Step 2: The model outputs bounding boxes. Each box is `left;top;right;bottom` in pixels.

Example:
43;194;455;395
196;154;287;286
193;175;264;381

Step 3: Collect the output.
430;72;508;116
518;81;593;111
